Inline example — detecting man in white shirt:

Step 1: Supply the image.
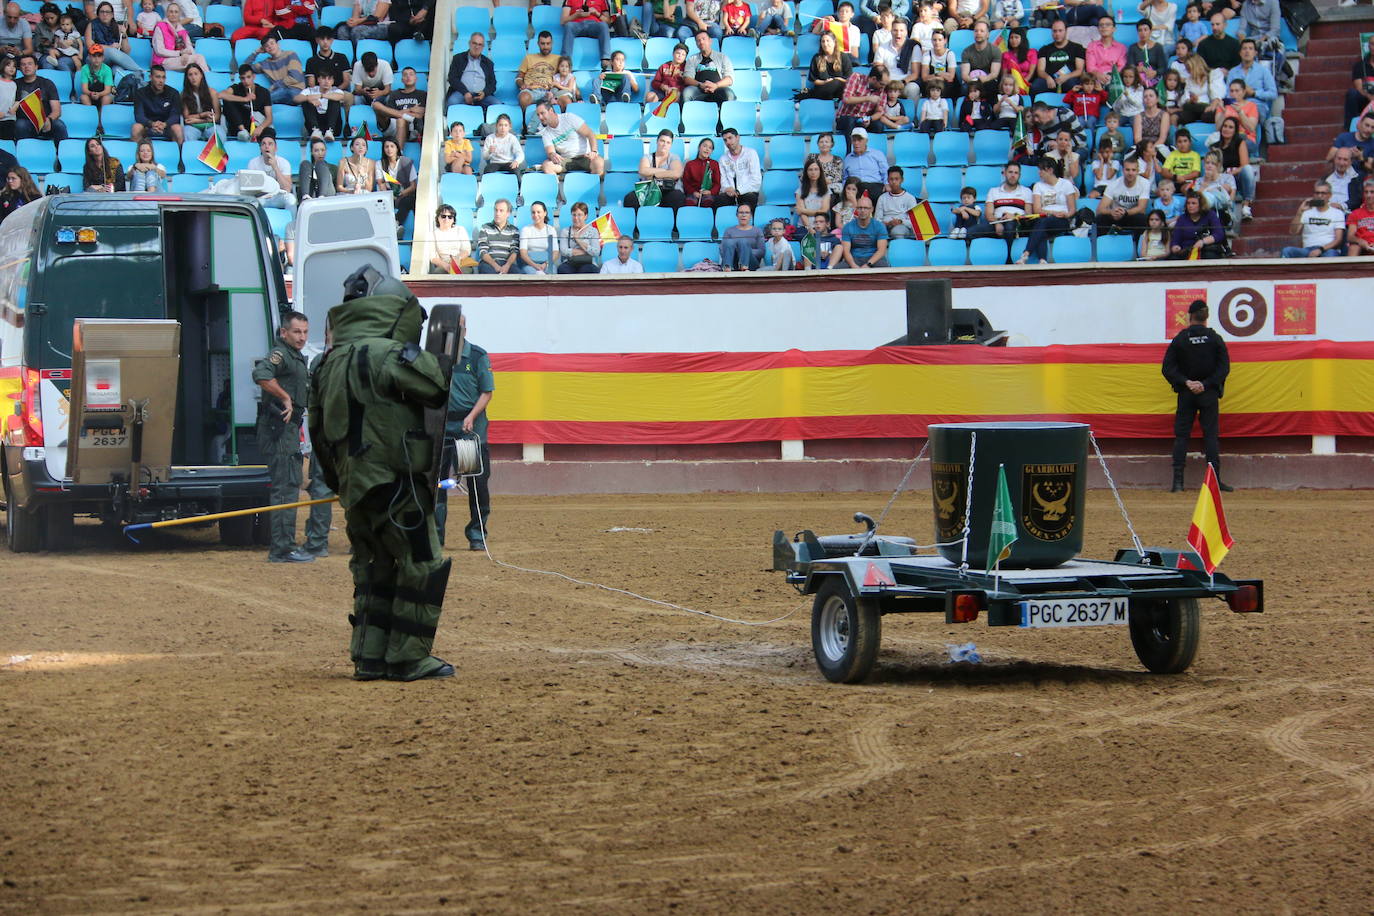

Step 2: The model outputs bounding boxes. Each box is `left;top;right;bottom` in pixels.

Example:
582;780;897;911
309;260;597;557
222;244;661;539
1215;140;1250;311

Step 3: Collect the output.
980;161;1033;239
719;127;761;211
1324;148;1362;212
535;100;605;175
600;236;644;273
1095;155;1150;236
875;165;918;238
1281;182;1344;258
245;129;297;212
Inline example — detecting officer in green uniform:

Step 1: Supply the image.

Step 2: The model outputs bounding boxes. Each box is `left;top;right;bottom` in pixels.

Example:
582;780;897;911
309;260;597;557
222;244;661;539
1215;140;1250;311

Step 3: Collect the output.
436;313;494;550
302;351;333;557
252;310;314;563
308;268;455;682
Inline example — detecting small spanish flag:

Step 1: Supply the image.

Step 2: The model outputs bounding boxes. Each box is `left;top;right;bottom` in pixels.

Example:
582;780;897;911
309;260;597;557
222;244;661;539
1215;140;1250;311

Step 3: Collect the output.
197;131;228;173
1187;245;1201;261
1011;66;1029;94
353;123;373;142
824;17;853;54
590;211;621;244
993;27;1009;54
18;90;47;133
382;169;400;186
653;89;678;118
906;200;940;241
449;255;462;274
1185;464;1234;574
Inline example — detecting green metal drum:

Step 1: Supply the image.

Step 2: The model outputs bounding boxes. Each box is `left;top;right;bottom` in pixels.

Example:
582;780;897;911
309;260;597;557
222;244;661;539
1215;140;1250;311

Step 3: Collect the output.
929;422;1090;569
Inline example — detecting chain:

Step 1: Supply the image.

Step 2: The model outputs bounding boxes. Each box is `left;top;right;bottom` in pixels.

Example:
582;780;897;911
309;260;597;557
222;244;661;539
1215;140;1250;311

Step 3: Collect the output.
1090;431;1145;558
958;430;977;574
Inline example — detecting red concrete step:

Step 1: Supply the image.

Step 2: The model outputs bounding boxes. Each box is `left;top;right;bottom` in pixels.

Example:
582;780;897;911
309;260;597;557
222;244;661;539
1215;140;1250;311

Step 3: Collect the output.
1261;178;1329;197
1283;123;1343;144
1304;37;1362;57
1300;72;1361;92
1283;106;1350;128
1295;54;1356;75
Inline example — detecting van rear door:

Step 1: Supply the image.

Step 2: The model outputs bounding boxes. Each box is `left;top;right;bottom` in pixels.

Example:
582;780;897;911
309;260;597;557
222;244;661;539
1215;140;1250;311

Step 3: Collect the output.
291;193;400;348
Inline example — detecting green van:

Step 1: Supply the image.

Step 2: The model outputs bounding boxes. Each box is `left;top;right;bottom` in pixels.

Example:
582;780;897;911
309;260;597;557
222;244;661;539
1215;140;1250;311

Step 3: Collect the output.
0;193;290;552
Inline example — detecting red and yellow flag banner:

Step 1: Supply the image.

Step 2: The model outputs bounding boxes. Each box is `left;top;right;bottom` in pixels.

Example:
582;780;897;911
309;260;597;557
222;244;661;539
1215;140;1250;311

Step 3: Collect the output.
1187;464;1234;573
18;91;46;132
197;131;228;173
590;211;621;244
824;17;853;54
483;341;1374;445
653;89;678;118
907;200;940;240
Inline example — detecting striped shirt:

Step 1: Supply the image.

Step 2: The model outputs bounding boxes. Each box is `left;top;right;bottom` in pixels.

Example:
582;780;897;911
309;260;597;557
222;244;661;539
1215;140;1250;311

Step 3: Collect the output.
476;221;520;264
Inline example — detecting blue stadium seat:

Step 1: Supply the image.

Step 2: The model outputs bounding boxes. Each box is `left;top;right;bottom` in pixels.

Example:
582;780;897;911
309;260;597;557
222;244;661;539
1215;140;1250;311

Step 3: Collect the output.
1095;234;1136;262
931;131;970;166
170;172;212;193
722;36;757;68
61;104;99;138
567;101;602;132
682;101;719;136
676;207;715;240
755;205;789;226
524;137;547;168
128;37;152;69
347;104;381;137
757;99;794;134
490;37;526;70
887;238;925;267
923;167;963;202
635;206;674;240
17;139;55;174
454;7;491;38
224;140;258;173
713;207;737;235
44;172;79;192
765;68;802;100
103;139;135;166
797;0;834;21
198;38;232;73
151;139;181;171
948;30;975;58
640;241;679;272
531;5;561;37
318;6;347;29
741;134;765;161
37;69;70;100
795;32;819;61
609;37;644;69
440;172;478;208
101;106;134;137
968;237;1009;265
644;105;681;136
207;5;244;32
757;36;793;70
798;99;834;134
519;171;559;207
963;165;1001;192
1009;236;1028;262
1051;235;1092;263
205;71;234;93
492;7;529;39
645;37;677;69
892;132;930;167
768;134;806;169
273;106;304;138
681;240;716;265
486;104;522;133
264;207;292;238
563;171;600;206
720;100;757;133
761;169;795;205
355;38;393;67
603;172;637;204
608;136;644;171
571;36;601;70
600;203;635;234
478;172;518;206
446;103;485;132
926;237;967;266
1027;28;1052;47
731;71;763;102
604;102;643;136
972;129;1010;165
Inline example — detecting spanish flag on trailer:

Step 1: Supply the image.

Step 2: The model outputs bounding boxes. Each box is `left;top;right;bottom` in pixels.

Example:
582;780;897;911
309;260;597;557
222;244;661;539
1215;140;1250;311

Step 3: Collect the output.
18;91;46;132
1185;464;1234;574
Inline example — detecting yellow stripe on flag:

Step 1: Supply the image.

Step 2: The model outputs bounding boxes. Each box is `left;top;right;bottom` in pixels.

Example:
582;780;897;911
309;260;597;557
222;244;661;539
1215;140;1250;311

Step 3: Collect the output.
825;18;852;54
197;131;228;173
590;212;621;244
1012;68;1029;94
906;200;940;241
653;89;678;118
1186;464;1234;573
18;91;46;132
1188;245;1201;261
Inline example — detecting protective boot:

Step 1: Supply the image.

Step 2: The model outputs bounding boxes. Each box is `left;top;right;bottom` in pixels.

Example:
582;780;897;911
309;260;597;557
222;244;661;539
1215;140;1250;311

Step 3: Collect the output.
385;558;454;681
1170;469;1184;492
349;563;394;681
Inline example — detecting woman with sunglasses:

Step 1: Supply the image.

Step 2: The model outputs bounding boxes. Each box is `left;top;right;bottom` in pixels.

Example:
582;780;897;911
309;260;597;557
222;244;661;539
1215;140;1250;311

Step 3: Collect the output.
429;206;473;274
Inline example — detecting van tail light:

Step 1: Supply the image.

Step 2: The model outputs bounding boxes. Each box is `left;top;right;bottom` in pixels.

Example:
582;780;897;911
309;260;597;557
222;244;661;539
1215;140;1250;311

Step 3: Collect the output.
13;369;42;446
1226;582;1263;613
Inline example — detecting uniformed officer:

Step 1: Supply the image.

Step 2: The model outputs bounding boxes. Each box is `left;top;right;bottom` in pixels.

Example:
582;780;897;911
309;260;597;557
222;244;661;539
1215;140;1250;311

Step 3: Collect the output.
253;311;314;563
436;313;494;551
1162;300;1233;493
308;268;455;682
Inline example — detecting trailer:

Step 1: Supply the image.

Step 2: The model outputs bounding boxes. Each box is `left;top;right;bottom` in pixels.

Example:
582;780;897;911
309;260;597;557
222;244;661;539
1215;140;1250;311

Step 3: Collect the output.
771;520;1265;683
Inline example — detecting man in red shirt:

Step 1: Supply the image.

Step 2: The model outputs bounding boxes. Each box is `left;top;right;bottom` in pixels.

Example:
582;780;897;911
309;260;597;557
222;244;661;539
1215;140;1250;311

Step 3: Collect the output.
835;63;888;137
1346;179;1374;256
562;0;611;69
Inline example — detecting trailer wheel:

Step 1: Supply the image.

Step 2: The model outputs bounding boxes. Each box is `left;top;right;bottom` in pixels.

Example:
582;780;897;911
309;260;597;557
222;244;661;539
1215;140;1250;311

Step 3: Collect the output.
1129;597;1201;674
811;578;881;684
43;506;74;552
4;479;42;554
219;514;256;547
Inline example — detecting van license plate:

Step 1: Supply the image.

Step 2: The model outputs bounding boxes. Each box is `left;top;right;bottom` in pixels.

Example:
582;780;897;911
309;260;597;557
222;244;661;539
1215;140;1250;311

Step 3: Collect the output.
1020;597;1129;629
82;432;127;448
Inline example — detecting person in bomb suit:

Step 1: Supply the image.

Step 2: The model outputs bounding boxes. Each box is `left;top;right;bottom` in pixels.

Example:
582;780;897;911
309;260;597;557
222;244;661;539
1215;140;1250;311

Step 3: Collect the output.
308;268;455;681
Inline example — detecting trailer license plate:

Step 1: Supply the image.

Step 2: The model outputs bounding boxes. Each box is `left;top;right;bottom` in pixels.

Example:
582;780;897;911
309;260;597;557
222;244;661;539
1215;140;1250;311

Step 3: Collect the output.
81;432;127;448
1020;597;1129;629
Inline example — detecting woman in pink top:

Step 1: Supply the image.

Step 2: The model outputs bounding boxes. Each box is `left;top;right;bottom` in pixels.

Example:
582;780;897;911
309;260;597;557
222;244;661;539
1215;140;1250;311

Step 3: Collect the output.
152;3;209;71
1000;29;1037;91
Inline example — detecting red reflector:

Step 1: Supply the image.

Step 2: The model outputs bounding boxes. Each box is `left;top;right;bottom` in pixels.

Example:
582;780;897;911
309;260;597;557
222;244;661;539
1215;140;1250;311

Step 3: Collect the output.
1227;585;1260;613
862;562;895;587
951;594;980;623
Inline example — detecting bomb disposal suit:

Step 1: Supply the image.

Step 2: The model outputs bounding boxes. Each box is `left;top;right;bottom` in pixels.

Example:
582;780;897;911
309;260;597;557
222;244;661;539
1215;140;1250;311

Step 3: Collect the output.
308;275;455;682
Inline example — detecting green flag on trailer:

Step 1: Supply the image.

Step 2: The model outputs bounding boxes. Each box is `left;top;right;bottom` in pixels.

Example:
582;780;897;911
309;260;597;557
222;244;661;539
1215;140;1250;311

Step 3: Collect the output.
1106;64;1124;106
986;464;1017;572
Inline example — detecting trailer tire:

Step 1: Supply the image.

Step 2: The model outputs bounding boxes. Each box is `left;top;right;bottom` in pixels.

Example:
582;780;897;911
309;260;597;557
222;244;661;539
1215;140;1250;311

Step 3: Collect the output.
219;514;256;547
1129;597;1201;674
811;578;881;684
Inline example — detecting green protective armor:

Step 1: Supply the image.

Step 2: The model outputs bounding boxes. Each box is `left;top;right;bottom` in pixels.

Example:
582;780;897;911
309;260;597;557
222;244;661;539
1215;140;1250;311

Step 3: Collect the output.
307;292;454;680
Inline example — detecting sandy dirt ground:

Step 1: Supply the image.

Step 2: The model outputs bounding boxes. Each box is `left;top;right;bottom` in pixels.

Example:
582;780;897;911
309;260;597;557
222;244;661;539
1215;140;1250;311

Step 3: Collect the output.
2;485;1372;915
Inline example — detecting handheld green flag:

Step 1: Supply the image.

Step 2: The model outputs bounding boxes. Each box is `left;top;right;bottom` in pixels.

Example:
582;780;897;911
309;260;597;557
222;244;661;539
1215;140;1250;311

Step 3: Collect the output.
986;464;1017;572
1106;64;1124;106
633;178;662;207
801;231;818;265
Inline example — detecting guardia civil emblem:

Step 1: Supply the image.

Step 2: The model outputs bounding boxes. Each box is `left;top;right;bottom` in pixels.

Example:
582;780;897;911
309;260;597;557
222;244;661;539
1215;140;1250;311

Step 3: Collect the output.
1021;463;1076;541
931;462;966;544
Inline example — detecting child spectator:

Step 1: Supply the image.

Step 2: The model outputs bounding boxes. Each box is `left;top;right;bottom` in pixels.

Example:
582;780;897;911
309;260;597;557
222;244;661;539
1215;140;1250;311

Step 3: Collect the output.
1159;69;1183;118
480;113;524;174
1137;208;1170;258
950;186;981;238
721;0;754;37
1153;176;1184;224
918;80;948;133
992;72;1022;130
552;56;580;108
756;0;792;36
1101;111;1127;157
1087;137;1120;198
1178;3;1208;46
957;84;993;131
1162;129;1201;188
135;0;161;38
1113;65;1144;120
444;120;473;174
763;218;795;270
647;43;688;105
991;0;1024;29
874;80;910;131
47;12;82;72
598;50;639;104
1065;72;1107;129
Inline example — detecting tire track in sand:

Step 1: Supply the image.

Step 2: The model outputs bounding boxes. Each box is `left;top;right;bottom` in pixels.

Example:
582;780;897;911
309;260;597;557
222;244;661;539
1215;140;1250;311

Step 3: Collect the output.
794;710;904;800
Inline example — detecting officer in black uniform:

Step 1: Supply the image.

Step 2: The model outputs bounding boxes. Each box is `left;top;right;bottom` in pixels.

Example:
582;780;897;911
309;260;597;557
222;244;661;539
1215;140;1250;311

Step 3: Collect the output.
436;313;494;550
1162;299;1233;493
252;310;315;562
